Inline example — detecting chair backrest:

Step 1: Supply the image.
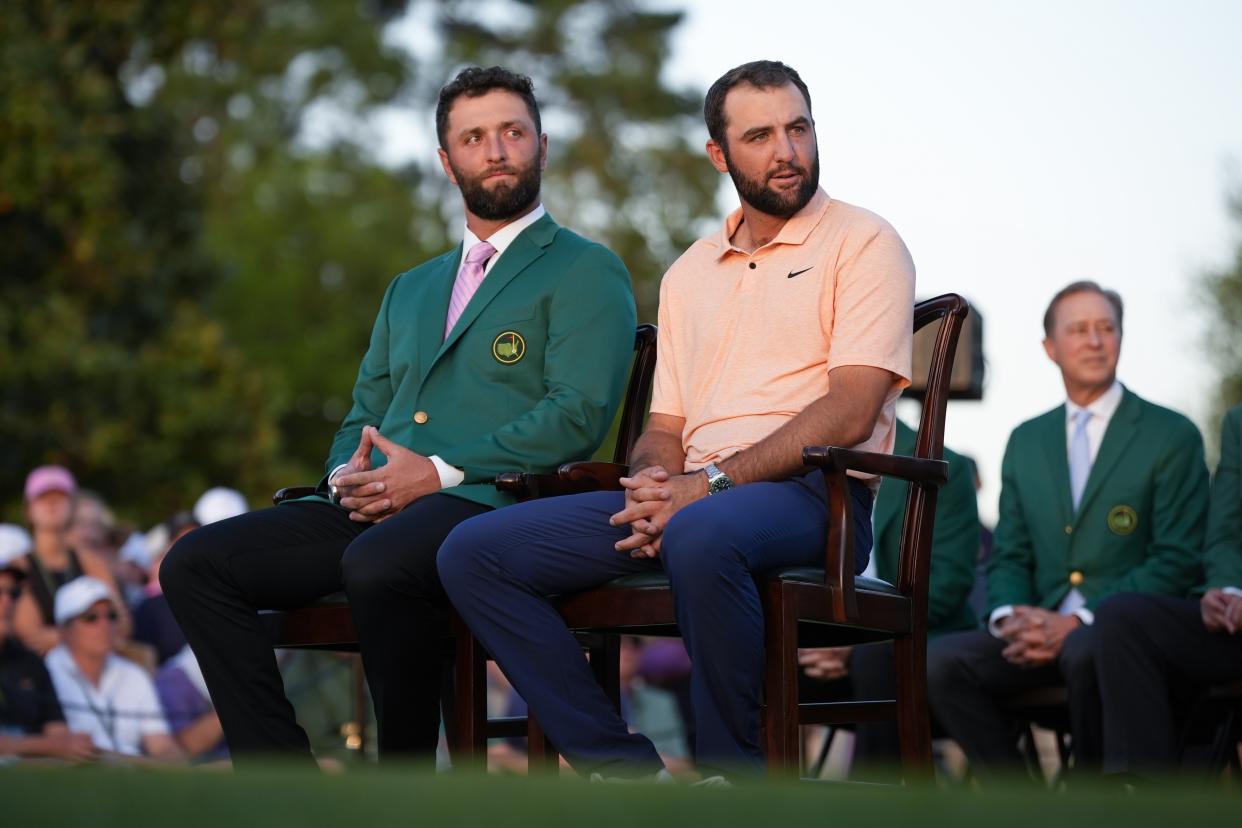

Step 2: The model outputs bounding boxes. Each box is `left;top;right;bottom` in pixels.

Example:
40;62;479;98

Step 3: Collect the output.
613;323;658;464
898;295;970;610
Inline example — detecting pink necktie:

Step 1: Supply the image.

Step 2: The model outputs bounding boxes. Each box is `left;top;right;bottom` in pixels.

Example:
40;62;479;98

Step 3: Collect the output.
444;240;496;339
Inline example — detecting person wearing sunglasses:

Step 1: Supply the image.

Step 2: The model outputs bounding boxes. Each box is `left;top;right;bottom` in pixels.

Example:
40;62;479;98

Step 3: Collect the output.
1;526;96;763
43;576;180;760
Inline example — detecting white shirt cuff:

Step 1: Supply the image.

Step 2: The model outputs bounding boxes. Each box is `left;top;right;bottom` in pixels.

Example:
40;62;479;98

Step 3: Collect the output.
328;463;349;485
988;605;1014;638
1072;607;1094;626
1223;587;1242;599
429;455;464;489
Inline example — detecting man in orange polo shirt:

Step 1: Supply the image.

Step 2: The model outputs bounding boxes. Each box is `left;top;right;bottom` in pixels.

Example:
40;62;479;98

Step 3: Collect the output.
438;60;915;781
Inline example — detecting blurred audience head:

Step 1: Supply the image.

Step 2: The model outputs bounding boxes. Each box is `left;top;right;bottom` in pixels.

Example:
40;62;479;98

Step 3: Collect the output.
0;524;33;636
55;576;119;658
23;465;77;532
68;489;117;557
192;487;248;526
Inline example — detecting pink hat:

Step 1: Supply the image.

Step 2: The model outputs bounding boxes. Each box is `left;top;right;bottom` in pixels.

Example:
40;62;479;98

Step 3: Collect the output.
24;465;77;501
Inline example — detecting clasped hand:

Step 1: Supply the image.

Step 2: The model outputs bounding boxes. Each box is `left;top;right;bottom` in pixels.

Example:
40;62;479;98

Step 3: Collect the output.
333;425;439;523
997;606;1081;668
609;466;707;559
1201;588;1242;635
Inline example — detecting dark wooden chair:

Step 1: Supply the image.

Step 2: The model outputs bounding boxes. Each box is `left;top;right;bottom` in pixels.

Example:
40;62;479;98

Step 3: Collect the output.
479;294;970;778
261;324;658;759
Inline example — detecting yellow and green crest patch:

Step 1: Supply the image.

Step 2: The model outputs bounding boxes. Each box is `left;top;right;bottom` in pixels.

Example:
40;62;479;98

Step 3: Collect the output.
1107;504;1137;536
492;331;526;364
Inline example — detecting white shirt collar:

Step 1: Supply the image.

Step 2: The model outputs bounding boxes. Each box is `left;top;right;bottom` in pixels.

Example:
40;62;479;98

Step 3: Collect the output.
1065;380;1123;423
461;203;546;266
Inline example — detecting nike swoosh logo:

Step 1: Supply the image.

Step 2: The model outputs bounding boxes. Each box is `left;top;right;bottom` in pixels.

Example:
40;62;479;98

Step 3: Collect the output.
787;267;812;279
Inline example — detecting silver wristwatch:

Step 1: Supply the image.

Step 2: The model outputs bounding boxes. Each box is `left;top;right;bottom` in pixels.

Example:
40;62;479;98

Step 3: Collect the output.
704;463;734;496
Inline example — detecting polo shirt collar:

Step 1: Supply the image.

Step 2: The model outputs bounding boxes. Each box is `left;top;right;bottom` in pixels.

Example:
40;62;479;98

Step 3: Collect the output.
715;188;832;259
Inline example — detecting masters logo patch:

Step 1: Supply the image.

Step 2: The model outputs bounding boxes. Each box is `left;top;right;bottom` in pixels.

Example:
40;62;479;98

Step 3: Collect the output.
492;331;526;365
1107;505;1137;536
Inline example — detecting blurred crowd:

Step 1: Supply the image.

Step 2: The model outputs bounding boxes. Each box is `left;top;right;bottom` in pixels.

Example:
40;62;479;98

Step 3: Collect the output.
0;466;247;765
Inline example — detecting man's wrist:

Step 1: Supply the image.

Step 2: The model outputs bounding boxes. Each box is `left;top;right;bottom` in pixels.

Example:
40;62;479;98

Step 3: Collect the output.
988;605;1015;638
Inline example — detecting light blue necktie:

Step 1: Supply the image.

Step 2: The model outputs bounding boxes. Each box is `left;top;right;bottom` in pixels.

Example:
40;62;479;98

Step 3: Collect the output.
1069;409;1092;511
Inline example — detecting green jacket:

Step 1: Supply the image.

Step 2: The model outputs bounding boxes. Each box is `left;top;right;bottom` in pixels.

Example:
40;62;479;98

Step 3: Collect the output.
1202;404;1242;590
987;387;1208;612
872;420;980;635
308;213;636;510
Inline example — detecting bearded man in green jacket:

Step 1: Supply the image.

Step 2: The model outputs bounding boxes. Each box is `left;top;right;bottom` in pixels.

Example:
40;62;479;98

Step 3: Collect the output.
161;66;636;764
928;281;1208;781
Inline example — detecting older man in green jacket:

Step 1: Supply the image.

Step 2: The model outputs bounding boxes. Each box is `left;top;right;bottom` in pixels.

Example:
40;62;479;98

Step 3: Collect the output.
162;66;636;765
928;281;1209;781
1093;404;1242;779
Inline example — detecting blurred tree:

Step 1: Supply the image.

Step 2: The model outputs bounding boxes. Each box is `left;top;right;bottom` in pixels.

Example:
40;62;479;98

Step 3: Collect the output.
0;1;421;524
1201;180;1242;447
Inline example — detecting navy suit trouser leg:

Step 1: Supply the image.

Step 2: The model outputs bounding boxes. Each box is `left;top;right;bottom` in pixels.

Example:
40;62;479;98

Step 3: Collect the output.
438;471;872;778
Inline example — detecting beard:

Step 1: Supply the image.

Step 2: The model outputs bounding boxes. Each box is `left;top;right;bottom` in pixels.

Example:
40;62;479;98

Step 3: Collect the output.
450;155;542;221
723;146;820;219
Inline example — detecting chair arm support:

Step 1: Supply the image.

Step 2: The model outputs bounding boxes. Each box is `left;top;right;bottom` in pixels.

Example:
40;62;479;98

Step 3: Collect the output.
272;486;316;505
557;461;629;492
802;446;948;488
494;462;630;502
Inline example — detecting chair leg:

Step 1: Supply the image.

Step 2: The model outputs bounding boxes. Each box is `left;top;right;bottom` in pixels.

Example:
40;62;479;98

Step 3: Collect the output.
450;611;487;768
762;590;799;776
587;634;622;714
526;713;559;773
893;634;933;779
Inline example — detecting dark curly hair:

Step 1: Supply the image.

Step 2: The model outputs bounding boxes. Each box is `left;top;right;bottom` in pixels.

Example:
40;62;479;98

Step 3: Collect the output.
435;66;541;148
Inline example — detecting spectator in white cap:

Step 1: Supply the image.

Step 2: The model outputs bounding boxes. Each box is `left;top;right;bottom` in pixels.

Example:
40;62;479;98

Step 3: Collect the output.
43;577;179;760
192;487;249;526
14;466;130;655
1;527;97;763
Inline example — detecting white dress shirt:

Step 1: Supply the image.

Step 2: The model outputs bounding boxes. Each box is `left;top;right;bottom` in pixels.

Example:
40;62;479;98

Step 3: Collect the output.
989;381;1124;636
332;204;546;492
45;645;169;756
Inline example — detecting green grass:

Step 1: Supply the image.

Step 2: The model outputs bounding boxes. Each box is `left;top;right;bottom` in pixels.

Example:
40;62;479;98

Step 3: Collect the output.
0;766;1236;828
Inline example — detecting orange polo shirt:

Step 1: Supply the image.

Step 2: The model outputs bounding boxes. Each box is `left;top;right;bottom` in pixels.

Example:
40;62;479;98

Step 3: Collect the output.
650;188;915;483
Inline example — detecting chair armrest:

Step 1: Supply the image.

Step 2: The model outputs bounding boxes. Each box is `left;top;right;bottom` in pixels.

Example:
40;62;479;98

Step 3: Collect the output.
557;461;629;492
272;486;317;505
802;446;948;488
494;462;629;502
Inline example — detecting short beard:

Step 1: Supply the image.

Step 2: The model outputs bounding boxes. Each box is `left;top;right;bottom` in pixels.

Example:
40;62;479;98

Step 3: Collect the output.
451;157;542;221
722;144;820;219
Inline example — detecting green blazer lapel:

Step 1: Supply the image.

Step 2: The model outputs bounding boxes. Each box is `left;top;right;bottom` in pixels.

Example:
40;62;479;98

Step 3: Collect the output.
431;215;559;371
1075;388;1141;523
1040;406;1074;527
417;248;463;381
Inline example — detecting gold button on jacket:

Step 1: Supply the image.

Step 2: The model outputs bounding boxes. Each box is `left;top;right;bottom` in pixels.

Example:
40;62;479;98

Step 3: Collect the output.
413;411;429;424
1069;570;1084;586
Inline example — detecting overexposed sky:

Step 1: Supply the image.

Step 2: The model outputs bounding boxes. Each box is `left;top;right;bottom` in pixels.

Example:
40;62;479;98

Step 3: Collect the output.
383;1;1242;523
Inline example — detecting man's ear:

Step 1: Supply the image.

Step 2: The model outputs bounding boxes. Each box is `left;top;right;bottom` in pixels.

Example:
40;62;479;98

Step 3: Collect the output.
1041;337;1056;364
437;147;458;185
706;139;729;174
539;133;548;170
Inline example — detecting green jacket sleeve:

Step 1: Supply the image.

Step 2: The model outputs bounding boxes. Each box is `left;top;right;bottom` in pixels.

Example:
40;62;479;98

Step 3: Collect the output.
322;277;398;479
986;432;1037;612
1204;406;1242;589
1086;419;1209;606
926;451;982;628
437;245;637;483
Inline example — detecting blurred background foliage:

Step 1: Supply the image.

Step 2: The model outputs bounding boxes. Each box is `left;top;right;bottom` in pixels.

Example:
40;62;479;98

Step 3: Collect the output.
1;0;718;525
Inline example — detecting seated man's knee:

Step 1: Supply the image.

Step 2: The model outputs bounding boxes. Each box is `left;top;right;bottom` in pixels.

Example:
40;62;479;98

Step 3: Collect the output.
1057;625;1097;681
435;519;493;596
1091;592;1152;638
159;526;216;597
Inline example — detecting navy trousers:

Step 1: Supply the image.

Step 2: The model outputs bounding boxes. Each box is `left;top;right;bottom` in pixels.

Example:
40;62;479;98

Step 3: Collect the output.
438;471;872;778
